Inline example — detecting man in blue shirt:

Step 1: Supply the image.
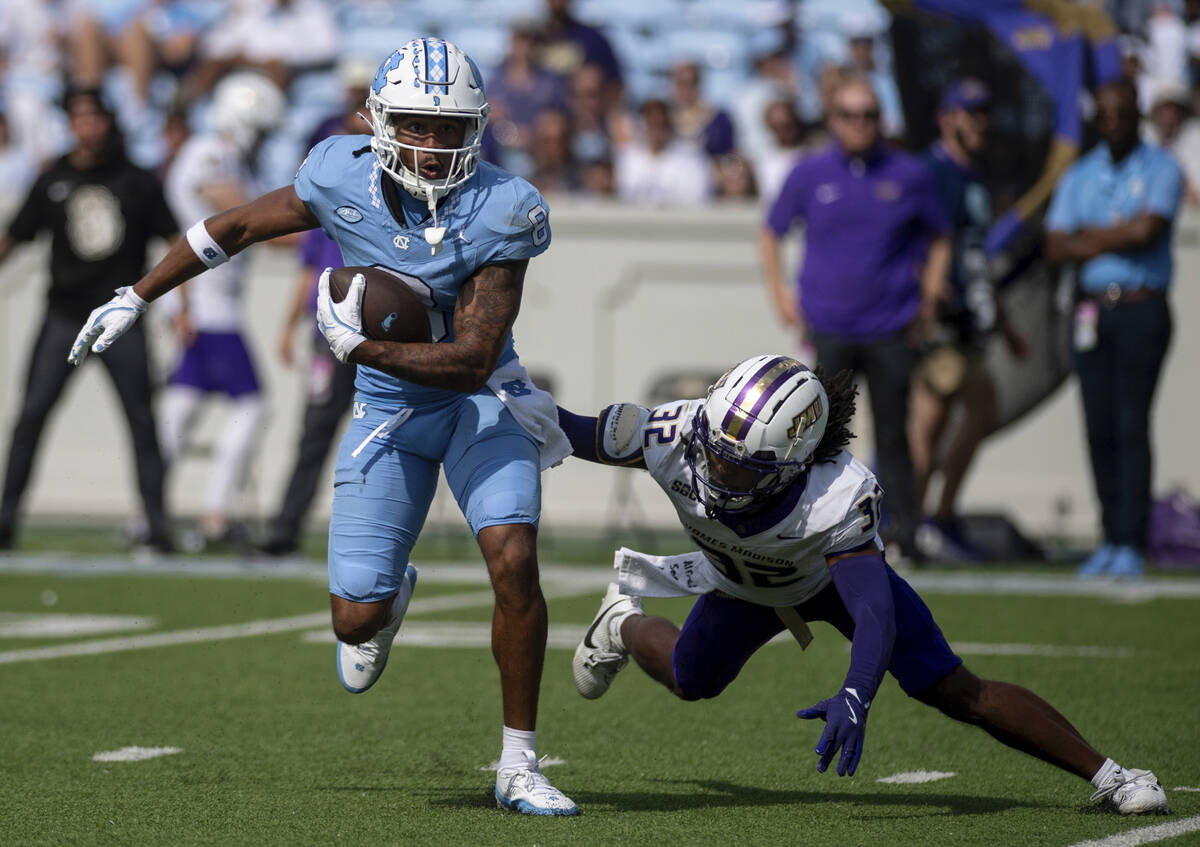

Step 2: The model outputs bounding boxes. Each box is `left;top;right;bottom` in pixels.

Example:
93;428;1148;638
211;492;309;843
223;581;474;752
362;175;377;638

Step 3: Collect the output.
761;75;951;563
1046;77;1182;579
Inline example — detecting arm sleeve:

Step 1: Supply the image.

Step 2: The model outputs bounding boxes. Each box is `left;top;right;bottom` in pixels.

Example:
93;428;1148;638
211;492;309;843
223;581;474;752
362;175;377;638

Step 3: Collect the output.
557;407;600;462
1044;169;1078;233
1144;155;1184;219
829;552;896;703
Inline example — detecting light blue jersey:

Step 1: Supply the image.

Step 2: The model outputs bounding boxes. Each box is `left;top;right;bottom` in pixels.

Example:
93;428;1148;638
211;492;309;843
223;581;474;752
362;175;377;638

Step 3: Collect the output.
294;134;551;407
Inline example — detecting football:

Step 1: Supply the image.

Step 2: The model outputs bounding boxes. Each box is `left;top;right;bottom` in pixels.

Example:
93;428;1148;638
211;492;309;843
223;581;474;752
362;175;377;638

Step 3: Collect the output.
327;265;432;344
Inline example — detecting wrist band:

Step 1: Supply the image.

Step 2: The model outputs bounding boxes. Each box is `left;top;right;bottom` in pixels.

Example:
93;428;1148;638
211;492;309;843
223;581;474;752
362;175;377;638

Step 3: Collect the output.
186;220;230;269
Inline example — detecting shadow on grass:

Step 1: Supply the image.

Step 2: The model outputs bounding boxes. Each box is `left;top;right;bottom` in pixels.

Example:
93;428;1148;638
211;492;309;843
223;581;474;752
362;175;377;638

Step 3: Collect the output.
402;778;1046;815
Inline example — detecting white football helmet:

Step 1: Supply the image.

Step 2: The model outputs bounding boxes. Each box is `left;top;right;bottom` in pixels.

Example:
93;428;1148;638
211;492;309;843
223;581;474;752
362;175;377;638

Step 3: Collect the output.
367;38;489;205
210;72;286;155
687;355;829;518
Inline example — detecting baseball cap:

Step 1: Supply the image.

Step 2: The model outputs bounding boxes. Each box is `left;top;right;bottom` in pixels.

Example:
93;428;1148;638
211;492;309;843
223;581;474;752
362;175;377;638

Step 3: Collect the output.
939;78;991;113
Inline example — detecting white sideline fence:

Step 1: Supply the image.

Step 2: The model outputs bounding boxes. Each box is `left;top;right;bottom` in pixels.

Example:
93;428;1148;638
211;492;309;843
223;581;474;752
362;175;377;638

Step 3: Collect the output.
0;198;1196;541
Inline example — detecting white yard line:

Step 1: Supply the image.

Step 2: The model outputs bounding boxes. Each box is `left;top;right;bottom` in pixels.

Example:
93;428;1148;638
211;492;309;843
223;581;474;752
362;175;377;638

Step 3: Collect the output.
0;612;329;665
303;621;589;650
1065;815;1200;847
93;746;182;762
0;582;596;665
2;554;1199;600
876;770;956;784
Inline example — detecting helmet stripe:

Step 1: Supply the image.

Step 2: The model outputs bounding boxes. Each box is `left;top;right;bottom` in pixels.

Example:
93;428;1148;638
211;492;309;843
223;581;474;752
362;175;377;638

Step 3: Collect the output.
722;357;798;439
425;38;448;96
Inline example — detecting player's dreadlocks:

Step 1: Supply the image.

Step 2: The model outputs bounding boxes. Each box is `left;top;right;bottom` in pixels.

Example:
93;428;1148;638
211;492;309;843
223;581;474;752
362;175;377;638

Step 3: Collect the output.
811;366;857;464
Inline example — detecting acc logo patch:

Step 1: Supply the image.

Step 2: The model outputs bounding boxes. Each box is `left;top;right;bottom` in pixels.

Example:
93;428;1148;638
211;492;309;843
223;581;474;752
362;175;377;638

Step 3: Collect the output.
336;206;363;223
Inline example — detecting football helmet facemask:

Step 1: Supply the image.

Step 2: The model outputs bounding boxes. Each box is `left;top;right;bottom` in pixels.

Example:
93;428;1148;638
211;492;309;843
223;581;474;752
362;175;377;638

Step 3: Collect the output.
686;355;828;518
367;38;489;208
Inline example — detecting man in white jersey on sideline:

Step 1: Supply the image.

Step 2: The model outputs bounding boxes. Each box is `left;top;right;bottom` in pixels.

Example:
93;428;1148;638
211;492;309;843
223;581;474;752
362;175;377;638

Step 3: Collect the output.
67;39;577;816
556;355;1168;815
159;72;285;547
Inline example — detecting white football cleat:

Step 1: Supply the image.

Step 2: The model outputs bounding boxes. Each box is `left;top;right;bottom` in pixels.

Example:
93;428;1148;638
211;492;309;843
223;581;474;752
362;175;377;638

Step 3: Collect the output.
1090;767;1170;815
336;564;417;693
494;751;579;816
573;582;643;700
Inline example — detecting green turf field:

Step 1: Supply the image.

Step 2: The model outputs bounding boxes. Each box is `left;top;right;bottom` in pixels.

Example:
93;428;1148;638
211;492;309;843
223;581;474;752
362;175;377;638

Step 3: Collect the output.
1;553;1198;846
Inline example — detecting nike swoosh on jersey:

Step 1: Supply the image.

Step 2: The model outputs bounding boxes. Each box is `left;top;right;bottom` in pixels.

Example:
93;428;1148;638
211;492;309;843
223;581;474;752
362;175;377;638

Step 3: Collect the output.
583;603;623;649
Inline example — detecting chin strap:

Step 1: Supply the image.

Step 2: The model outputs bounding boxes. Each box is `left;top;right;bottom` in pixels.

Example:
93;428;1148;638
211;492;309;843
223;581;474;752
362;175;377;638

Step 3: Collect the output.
423;185;447;255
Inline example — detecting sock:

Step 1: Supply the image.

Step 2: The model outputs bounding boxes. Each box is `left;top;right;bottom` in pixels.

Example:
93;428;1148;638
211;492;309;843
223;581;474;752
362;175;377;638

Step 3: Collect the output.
1091;758;1120;788
498;726;536;770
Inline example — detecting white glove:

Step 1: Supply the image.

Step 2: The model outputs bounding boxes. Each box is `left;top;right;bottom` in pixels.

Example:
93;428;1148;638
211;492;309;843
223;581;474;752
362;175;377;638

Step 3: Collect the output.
316;267;367;363
67;286;148;366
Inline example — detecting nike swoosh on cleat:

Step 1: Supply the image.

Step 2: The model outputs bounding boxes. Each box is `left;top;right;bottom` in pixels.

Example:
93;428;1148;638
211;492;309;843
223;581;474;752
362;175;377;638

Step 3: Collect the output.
583;603;623;649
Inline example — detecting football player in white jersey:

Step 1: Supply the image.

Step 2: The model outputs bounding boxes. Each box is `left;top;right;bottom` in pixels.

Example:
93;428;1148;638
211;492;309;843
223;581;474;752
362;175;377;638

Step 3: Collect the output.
67;40;577;815
557;355;1167;815
158;72;285;547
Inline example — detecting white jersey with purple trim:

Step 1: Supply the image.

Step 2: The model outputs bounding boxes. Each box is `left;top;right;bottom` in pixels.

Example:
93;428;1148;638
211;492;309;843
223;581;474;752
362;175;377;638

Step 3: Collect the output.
164;133;252;331
634;398;884;607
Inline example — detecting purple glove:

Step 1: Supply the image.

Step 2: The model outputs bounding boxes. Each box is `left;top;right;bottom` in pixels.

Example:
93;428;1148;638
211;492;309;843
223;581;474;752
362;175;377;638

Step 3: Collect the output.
796;687;870;776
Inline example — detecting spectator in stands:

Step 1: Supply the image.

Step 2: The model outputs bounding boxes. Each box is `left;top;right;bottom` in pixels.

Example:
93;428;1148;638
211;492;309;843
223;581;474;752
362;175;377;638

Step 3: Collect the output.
0;87;177;552
260;229;352;556
615;98;713;206
528;108;579;195
910;79;1027;563
579;157;615;197
566;63;620;168
760;75;951;563
1046;77;1182;579
0;0;65;164
843;16;905;140
713;153;758;201
144;0;226;81
668;60;735;159
537;0;623;102
732;26;799;166
755;98;809;207
67;0;158;102
1139;1;1189;109
487;20;568;179
1145;79;1200;203
185;0;338;102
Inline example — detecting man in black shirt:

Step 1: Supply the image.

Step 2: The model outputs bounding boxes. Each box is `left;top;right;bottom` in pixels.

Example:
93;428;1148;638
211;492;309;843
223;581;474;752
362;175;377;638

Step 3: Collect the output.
0;88;178;551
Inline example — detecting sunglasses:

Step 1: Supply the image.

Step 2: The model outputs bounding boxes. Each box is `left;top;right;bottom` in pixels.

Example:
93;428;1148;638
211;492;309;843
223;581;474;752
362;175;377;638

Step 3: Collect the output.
834;108;880;122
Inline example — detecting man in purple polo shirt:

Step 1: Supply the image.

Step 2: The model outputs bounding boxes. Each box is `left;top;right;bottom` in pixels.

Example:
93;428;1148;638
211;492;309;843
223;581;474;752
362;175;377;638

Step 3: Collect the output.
760;75;951;562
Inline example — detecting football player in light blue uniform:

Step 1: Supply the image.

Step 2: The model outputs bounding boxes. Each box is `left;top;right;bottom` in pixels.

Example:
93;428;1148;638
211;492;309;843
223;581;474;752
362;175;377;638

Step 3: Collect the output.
66;39;578;816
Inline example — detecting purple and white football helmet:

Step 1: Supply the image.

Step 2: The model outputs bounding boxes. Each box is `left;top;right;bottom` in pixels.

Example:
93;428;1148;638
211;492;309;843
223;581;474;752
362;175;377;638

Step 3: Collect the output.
687;355;828;518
